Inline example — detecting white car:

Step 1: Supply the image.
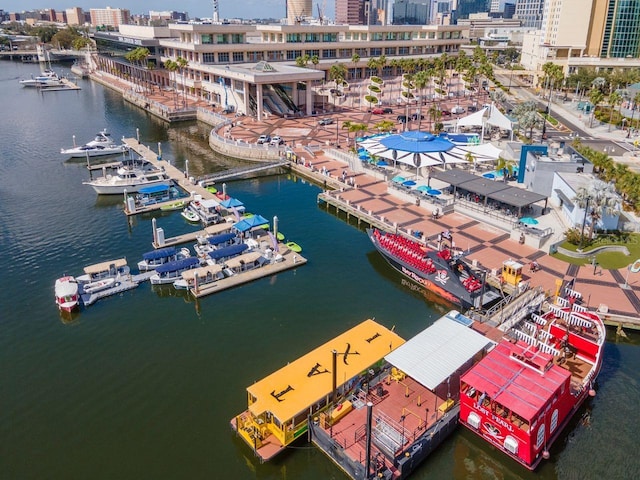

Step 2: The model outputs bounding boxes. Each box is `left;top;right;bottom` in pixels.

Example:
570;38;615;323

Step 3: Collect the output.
270;135;284;145
257;134;271;144
451;106;466;114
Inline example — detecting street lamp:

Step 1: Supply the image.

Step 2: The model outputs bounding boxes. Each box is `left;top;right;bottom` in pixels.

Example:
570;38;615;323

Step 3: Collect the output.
579;196;591;250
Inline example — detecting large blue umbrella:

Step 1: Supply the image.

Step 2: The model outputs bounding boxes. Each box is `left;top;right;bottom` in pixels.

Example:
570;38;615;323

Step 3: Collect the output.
519;217;538;225
402;180;416;187
392;176;406;183
482;172;496;179
416;185;430;192
427;189;442;196
377;160;389;167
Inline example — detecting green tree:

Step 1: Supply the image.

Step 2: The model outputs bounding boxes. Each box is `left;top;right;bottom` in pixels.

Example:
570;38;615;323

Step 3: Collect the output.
607;90;623;131
573;180;619;242
589;88;605;127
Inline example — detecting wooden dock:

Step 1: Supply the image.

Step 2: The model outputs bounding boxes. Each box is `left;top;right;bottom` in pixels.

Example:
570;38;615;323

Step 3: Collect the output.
80;276;139;306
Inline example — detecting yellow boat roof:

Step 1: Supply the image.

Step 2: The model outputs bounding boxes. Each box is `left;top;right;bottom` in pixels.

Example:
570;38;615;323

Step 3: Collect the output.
83;258;127;275
181;263;223;281
247;319;405;422
204;223;233;235
225;251;263;269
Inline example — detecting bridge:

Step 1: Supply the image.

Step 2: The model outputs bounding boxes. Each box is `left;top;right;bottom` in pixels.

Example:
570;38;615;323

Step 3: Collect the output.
196;161;289;187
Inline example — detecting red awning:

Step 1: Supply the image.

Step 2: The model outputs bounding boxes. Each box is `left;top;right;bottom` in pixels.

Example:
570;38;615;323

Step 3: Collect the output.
461;340;569;421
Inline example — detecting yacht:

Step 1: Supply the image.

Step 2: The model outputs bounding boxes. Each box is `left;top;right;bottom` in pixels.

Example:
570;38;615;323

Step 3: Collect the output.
83;161;172;195
19;69;63;88
61;129;130;158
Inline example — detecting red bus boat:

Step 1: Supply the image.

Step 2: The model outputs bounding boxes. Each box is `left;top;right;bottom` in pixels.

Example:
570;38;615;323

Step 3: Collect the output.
458;287;605;469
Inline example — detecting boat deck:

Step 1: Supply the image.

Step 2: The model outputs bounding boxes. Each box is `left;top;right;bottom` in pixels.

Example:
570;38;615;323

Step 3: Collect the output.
80;277;139;306
191;248;307;298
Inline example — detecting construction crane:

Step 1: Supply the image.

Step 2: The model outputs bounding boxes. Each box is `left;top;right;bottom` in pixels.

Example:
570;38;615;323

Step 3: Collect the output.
316;0;326;24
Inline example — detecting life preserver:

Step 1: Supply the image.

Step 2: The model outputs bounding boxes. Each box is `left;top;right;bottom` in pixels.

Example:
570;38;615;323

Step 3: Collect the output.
631;259;640;273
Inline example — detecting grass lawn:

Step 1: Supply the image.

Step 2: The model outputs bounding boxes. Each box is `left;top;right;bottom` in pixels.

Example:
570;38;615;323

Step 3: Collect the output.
552;233;640;270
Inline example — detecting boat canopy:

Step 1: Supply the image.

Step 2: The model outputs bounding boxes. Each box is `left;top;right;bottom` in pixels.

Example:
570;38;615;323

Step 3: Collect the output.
83;258;127;275
233;214;269;232
138;184;169;195
155;256;200;274
225;251;263;269
207;243;248;260
181;263;223;281
247;319;406;423
207;232;237;246
385;312;494;390
461;341;570;421
142;246;176;261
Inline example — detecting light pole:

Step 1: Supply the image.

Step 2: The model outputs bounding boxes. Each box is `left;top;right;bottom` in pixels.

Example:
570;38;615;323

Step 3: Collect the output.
579;196;591;250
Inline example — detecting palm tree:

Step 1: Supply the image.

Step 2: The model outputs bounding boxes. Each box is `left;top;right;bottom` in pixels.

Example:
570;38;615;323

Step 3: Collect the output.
350;53;360;80
495;157;516;181
374;120;395;133
608;90;623;131
413;70;429;130
573;180;619;242
176;56;189;108
589;88;605;127
465;151;476;171
427;103;441;133
164;59;179;109
310;55;319;69
629;91;640;133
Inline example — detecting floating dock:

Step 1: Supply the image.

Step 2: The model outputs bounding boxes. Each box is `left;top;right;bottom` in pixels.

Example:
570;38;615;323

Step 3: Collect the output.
80;276;139;306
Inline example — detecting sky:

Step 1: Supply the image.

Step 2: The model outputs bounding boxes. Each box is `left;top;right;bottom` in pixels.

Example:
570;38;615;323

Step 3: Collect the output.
2;1;336;20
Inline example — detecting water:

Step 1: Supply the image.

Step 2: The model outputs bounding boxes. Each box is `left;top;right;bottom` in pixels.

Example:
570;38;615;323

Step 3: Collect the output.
1;61;639;480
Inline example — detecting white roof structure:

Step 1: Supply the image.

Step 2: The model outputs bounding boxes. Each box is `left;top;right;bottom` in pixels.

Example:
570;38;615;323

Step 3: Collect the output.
456;105;514;132
456;107;488;128
385;312;495;390
486;106;513;131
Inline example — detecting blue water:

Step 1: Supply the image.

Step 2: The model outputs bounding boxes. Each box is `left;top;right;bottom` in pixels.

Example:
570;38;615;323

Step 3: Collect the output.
1;61;639;480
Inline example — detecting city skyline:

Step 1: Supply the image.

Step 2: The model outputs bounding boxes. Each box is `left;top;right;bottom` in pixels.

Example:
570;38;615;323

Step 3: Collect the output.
0;0;336;20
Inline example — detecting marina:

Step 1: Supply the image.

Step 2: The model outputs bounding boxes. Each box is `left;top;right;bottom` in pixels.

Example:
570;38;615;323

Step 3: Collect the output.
2;60;640;480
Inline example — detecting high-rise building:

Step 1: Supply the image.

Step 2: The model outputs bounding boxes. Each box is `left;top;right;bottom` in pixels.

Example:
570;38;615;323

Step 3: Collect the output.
453;0;490;20
599;0;640;58
65;7;84;25
514;0;544;28
90;7;131;27
287;0;313;24
335;0;366;25
393;0;430;25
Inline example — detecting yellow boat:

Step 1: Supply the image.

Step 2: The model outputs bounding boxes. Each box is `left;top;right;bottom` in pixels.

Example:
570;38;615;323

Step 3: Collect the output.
230;319;405;462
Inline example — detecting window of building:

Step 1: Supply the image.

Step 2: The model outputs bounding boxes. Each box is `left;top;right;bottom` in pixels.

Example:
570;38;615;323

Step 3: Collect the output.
429;32;435;39
370;47;382;56
322;49;336;59
202;52;215;64
339;48;352;58
305;49;319;57
233;52;244;62
305;33;319;42
218;52;229;63
201;34;213;44
287;50;302;60
385;47;396;55
345;32;352;40
371;32;383;41
398;47;409;55
287;33;302;43
217;34;228;44
231;34;243;44
322;33;337;42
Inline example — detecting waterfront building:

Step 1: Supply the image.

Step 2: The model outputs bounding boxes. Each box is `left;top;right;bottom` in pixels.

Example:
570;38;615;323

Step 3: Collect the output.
95;22;466;121
90;7;131;28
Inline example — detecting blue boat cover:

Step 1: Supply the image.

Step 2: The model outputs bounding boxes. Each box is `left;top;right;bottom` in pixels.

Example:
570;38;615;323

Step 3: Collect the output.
207;243;248;260
155;256;200;274
233;214;269;232
142;246;176;261
220;198;244;209
208;232;237;246
138;184;170;194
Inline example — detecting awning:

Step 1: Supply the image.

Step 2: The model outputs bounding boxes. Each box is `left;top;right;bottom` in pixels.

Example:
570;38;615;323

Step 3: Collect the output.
456;108;488;127
385;312;494;390
487;188;547;208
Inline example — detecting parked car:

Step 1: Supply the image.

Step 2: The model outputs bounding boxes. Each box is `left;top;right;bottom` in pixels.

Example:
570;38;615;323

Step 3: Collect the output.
411;113;424;121
318;118;334;125
451;105;466;114
257;134;271;144
371;107;385;114
439;109;451;116
270;135;284;145
467;105;478;112
396;115;407;123
382;107;393;114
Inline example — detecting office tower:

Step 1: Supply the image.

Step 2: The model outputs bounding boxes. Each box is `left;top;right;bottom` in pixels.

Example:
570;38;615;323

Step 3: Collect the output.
514;0;544;28
335;0;366;25
599;0;640;58
393;0;430;24
65;7;84;25
454;0;490;20
89;7;131;27
287;0;313;24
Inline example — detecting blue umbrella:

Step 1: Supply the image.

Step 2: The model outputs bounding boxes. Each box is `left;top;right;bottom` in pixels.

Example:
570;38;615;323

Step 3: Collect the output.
392;176;406;183
427;189;442;196
520;217;538;225
482;172;496;179
416;185;430;192
402;180;416;186
377;160;389;167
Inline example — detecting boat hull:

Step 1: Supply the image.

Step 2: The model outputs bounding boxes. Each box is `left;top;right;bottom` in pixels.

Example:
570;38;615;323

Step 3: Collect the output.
61;145;129;158
85;179;172;195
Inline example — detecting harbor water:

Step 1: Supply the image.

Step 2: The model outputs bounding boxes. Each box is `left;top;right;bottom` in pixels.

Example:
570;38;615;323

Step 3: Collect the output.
1;61;639;480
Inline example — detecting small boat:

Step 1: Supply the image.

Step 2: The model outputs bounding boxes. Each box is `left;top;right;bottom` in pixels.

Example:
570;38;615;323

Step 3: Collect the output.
206;185;217;194
76;258;130;285
459;286;605;470
82;277;116;294
61;129;130;158
194;232;239;257
160;200;187;211
19;69;63;88
149;257;202;285
54;276;79;312
137;246;191;272
181;208;200;223
286;241;302;253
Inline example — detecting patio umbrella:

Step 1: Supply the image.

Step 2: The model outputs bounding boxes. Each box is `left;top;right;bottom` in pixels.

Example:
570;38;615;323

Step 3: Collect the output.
416;185;430;192
427;189;442;196
402;180;416;186
519;217;538;225
392;176;406;183
482;172;496;179
376;160;389;167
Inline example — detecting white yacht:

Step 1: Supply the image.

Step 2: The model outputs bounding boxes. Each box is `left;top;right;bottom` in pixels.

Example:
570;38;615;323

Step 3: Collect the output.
19;69;63;88
83;161;172;195
61;129;130;158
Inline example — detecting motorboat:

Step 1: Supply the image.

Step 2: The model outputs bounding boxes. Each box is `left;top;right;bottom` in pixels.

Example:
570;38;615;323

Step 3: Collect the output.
181;207;200;223
82;277;116;294
459;287;605;470
61;129;130;158
54;276;79;312
76;258;130;285
149;257;202;285
137;246;191;272
367;228;501;310
193;232;238;257
160;200;188;211
19;69;63;88
83;162;171;195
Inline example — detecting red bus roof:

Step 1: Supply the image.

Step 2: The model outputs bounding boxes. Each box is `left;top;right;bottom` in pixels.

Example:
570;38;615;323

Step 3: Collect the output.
461;340;570;420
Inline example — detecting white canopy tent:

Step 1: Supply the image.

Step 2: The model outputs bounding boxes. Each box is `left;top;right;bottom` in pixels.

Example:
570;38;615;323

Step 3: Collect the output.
455;105;514;140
